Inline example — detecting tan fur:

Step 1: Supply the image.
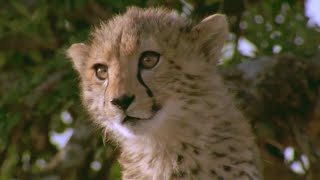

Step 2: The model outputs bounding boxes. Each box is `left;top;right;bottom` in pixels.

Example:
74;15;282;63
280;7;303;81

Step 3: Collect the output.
67;7;262;180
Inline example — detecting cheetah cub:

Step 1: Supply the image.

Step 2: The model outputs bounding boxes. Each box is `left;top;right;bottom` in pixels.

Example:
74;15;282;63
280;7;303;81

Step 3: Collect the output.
67;7;262;180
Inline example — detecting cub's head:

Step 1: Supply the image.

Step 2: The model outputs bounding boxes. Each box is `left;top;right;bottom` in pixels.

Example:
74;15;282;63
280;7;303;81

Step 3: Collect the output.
67;7;228;139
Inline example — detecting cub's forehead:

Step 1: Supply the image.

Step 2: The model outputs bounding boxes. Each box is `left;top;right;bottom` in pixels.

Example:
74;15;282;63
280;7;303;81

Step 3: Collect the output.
89;7;192;59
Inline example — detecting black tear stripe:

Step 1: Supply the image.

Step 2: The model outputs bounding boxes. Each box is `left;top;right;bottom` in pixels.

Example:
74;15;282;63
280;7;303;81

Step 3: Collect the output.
137;64;153;97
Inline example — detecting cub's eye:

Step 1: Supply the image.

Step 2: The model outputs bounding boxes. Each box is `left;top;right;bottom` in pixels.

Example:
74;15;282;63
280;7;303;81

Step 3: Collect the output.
93;64;108;80
139;51;160;69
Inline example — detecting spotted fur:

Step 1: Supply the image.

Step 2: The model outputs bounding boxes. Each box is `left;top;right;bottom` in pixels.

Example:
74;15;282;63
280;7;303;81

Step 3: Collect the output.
67;7;262;180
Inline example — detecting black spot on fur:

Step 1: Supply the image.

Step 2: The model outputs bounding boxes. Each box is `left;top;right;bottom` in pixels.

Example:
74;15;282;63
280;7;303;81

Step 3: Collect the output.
188;84;198;89
152;103;161;112
223;165;232;172
191;165;201;175
187;99;196;105
179;81;187;86
181;142;188;150
167;59;182;70
232;160;254;165
185;74;194;80
186;91;204;96
174;65;182;70
193;149;199;155
229;146;236;152
184;73;199;80
218;176;224;180
210;169;217;175
177;154;184;164
181;105;188;110
211;152;226;158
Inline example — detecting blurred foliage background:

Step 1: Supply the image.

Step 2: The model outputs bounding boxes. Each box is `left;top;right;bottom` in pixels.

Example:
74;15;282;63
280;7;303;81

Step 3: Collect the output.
0;0;320;179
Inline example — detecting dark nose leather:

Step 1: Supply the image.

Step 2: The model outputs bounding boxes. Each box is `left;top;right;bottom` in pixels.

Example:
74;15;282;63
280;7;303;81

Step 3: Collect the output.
111;95;135;110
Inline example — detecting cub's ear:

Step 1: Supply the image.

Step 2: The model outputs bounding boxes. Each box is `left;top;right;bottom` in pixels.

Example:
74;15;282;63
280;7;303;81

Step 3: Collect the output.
192;14;228;64
66;43;89;72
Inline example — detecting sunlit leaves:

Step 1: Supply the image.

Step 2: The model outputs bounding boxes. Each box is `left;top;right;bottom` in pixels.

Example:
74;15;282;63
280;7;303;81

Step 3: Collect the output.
240;1;319;58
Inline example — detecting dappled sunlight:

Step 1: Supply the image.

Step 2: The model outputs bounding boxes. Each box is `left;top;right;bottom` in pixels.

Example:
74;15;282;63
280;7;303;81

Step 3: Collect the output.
283;146;311;175
49;128;74;150
305;0;320;27
237;37;257;58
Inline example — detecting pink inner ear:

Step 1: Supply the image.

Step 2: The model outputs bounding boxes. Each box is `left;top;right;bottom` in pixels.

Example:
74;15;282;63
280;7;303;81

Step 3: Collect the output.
67;43;89;71
195;14;228;42
191;14;229;64
67;43;88;60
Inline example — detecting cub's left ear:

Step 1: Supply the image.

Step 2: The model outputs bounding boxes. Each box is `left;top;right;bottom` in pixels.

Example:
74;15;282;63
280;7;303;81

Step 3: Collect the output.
192;14;228;64
66;43;89;73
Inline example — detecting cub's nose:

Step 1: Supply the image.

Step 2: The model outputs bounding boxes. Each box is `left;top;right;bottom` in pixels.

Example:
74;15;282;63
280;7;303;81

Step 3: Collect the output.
111;95;135;111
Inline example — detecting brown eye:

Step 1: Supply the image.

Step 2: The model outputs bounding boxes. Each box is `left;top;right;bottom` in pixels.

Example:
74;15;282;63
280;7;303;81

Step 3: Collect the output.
93;64;108;80
139;51;160;69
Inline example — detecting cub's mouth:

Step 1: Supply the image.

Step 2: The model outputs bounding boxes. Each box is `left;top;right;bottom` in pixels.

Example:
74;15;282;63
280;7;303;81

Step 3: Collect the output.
122;103;161;124
122;116;146;124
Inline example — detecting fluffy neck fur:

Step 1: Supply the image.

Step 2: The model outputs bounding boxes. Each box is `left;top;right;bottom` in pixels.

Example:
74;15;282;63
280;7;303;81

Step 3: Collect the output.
117;72;261;180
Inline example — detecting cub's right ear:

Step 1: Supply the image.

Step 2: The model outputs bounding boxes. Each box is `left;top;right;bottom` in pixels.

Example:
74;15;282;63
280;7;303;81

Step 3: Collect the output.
66;43;89;72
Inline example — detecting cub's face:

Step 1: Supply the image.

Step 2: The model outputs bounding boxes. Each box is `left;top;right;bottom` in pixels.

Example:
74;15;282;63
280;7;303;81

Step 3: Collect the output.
67;8;228;139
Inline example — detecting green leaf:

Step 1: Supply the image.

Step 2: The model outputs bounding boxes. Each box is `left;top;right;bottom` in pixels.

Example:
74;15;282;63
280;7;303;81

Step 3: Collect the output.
10;0;31;19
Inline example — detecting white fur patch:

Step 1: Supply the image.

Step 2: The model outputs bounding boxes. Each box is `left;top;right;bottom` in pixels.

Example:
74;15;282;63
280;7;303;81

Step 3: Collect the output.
105;114;136;139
